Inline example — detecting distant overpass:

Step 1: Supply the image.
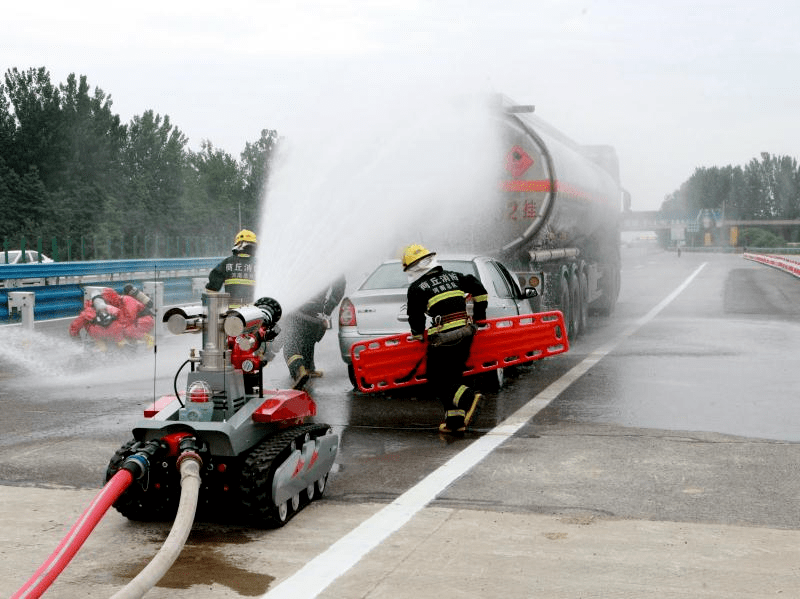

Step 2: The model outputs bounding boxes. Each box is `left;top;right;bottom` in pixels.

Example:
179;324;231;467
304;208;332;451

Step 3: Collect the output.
621;211;690;231
622;210;800;236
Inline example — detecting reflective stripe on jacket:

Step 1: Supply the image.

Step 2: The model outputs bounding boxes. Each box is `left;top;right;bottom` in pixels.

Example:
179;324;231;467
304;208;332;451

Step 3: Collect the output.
406;266;488;337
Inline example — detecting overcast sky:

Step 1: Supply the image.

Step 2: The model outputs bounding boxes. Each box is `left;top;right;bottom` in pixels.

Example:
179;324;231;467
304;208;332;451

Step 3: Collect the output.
4;0;799;211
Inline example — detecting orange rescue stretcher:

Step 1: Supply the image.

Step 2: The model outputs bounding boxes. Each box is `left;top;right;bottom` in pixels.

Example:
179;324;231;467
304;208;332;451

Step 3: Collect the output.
350;311;569;393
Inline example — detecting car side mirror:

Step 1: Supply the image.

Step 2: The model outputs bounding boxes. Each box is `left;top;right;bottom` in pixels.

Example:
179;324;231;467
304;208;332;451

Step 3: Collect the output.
523;286;538;298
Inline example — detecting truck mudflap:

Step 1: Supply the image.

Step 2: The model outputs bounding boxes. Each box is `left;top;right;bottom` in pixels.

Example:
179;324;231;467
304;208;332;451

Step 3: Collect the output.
350;311;569;393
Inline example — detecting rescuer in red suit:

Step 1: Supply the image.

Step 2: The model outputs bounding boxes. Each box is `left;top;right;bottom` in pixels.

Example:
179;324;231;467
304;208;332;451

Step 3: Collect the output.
69;287;154;349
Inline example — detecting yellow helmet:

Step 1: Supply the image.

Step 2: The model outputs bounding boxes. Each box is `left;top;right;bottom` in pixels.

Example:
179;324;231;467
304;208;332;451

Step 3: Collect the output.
234;229;258;246
401;244;435;271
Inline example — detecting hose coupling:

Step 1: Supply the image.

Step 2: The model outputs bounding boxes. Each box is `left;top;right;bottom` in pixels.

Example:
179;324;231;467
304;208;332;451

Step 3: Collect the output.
175;436;203;469
121;440;164;480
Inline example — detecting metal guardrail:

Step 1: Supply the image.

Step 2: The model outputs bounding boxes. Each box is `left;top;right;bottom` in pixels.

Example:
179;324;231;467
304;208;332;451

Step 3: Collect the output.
743;253;800;278
0;257;222;286
0;257;221;322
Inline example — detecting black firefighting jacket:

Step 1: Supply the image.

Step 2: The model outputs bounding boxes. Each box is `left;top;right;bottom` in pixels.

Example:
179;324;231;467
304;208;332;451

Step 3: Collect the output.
206;249;256;306
406;266;489;338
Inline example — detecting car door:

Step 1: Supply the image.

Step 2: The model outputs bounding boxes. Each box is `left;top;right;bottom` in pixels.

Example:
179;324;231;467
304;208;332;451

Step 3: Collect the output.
482;260;523;318
493;261;536;315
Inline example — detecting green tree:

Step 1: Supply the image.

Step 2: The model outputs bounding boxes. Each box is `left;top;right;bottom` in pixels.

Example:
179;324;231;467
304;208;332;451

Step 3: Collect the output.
0;81;15;160
2;67;65;190
185;140;245;235
1;162;48;237
239;128;279;224
118;110;188;249
58;73;126;190
1;67;279;258
661;153;800;221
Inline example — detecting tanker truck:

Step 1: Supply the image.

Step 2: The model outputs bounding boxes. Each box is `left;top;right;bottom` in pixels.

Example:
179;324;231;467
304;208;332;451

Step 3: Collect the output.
453;95;628;339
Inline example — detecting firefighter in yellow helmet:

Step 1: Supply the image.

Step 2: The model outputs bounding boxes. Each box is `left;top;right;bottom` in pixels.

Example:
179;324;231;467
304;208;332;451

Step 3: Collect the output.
206;229;258;307
403;244;489;435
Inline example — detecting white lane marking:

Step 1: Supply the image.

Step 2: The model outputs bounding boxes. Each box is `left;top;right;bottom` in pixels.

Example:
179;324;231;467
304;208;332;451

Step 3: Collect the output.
262;263;708;599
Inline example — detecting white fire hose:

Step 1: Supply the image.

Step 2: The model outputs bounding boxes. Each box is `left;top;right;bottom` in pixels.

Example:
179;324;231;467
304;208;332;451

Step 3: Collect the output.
110;453;202;599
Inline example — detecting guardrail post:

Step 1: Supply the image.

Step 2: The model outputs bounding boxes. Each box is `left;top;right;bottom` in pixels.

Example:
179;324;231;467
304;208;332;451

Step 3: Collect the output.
192;277;208;300
83;286;108;304
8;291;35;330
143;281;165;336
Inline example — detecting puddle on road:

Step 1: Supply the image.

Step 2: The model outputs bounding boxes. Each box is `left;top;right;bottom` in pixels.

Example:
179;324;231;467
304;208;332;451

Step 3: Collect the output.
114;527;275;596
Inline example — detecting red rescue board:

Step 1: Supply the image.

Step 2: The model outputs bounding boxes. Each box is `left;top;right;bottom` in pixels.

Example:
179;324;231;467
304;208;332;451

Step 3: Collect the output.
351;311;569;393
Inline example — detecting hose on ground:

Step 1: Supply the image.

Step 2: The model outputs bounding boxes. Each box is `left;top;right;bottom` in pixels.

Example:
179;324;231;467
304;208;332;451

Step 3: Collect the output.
11;469;135;599
110;452;202;599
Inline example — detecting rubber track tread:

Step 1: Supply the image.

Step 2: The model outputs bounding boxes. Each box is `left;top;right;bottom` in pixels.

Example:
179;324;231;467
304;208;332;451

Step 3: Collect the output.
239;423;331;527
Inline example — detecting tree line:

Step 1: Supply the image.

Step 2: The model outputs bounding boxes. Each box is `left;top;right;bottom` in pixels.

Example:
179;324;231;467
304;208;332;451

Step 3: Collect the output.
0;67;278;259
3;66;798;258
660;153;800;222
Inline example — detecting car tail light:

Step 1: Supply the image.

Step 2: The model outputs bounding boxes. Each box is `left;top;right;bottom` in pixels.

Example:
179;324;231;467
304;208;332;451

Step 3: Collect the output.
339;298;357;327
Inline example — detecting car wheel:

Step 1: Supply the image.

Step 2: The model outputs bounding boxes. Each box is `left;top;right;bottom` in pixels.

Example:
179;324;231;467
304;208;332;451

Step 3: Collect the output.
478;367;504;392
347;364;358;389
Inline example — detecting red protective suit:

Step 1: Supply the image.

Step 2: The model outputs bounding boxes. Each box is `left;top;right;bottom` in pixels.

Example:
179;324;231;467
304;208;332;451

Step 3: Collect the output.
69;288;154;345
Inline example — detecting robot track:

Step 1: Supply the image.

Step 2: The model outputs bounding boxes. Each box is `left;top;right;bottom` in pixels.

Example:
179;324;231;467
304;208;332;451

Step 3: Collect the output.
105;423;337;527
239;423;336;528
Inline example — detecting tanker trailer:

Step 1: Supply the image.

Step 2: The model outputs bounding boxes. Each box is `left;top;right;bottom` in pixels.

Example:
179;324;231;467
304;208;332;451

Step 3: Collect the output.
466;96;627;338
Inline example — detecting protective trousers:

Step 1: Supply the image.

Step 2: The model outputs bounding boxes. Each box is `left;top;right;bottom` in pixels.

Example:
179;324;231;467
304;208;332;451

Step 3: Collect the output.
282;313;326;379
425;334;478;415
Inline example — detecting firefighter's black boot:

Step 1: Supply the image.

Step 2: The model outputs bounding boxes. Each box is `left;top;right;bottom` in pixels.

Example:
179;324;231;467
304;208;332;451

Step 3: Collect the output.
293;365;310;390
455;386;483;428
287;354;310;390
438;409;466;435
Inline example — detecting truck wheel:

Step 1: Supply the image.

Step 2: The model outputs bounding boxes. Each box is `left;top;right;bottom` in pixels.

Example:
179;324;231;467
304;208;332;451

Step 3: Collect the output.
578;271;589;334
560;278;572;340
569;273;581;339
593;265;619;317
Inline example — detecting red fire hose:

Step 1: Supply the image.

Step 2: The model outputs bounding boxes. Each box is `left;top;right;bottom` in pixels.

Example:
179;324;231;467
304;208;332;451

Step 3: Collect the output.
12;469;134;599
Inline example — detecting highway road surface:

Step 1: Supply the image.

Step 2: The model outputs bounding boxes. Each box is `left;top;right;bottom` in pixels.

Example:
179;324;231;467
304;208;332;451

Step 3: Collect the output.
2;245;799;598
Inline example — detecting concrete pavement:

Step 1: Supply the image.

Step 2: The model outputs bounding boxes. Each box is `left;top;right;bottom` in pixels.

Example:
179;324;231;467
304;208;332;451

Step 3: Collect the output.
3;423;799;598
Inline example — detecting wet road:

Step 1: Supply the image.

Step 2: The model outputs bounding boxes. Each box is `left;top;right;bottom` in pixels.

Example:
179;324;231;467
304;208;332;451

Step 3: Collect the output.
2;246;800;597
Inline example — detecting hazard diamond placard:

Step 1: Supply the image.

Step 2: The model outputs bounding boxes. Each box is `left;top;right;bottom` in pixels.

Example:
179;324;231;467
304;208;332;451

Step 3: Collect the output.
505;145;534;179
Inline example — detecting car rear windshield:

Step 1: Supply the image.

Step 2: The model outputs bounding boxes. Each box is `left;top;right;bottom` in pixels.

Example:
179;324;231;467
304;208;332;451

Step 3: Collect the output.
360;260;479;290
2;251;22;264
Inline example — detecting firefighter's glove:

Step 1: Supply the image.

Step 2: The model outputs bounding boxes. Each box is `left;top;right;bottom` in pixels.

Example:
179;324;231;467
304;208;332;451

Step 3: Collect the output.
262;324;281;342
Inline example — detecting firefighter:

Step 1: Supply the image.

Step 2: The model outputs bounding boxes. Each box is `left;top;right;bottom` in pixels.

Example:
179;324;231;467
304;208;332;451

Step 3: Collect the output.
206;229;258;307
403;244;489;435
282;274;347;390
69;288;154;349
